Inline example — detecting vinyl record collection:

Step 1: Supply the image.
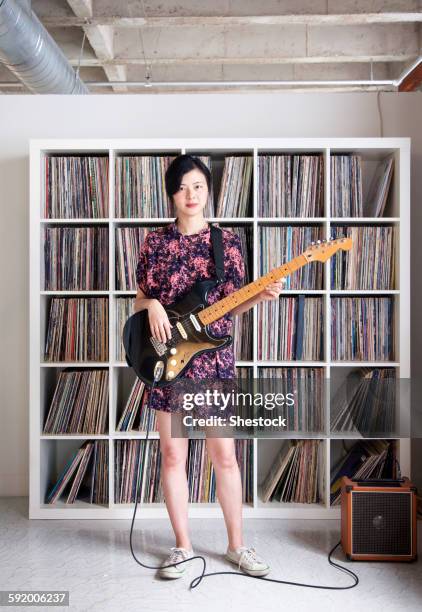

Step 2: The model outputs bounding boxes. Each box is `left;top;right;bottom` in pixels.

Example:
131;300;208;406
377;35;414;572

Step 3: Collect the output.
258;155;324;217
38;147;401;511
261;440;323;503
46;440;109;505
331;154;363;217
44;297;109;362
116;377;157;432
115;439;253;504
44;155;109;218
258;297;324;361
232;309;253;361
44;226;109;290
115;226;150;291
259;225;324;289
236;366;253;380
331;154;394;217
331;297;394;361
330;225;395;290
230;225;252;284
43;369;109;434
258;368;325;432
330;368;396;434
115;155;176;218
215;156;253;217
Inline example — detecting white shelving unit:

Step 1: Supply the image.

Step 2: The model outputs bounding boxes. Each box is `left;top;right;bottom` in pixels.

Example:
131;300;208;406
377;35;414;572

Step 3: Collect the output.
29;138;411;519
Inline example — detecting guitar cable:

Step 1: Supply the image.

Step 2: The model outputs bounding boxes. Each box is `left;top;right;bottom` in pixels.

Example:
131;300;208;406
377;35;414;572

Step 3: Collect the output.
129;362;359;591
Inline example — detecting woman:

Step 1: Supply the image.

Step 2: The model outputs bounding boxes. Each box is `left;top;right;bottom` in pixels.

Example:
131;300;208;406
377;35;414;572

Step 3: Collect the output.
134;154;285;579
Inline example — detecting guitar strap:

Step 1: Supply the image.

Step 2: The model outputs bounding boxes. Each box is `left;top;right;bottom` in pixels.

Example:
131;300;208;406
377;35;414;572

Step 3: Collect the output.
209;223;225;285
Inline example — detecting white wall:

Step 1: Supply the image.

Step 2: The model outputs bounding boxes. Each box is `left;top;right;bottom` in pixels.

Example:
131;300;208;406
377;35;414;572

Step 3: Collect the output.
0;92;421;496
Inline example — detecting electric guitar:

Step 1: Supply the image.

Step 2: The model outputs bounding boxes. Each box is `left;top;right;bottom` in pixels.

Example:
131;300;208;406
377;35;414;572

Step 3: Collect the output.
123;237;352;387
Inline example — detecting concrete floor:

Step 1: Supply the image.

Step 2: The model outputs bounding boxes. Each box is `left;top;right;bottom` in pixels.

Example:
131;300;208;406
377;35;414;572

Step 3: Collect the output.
0;498;421;612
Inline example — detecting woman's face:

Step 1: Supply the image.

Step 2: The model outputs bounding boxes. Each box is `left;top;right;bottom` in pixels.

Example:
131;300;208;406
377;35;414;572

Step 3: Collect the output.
172;168;209;218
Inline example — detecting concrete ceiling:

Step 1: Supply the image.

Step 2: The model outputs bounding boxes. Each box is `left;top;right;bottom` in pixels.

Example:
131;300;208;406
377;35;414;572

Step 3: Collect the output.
1;0;422;93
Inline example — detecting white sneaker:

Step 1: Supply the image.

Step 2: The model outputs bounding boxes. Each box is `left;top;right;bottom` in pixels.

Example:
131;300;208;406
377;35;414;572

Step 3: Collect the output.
225;545;270;577
158;546;194;579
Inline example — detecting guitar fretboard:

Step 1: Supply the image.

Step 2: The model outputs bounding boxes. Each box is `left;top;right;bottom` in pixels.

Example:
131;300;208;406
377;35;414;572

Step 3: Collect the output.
198;253;308;325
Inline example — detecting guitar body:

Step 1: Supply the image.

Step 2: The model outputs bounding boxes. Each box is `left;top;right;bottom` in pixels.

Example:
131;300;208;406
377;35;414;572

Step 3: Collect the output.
123;278;232;387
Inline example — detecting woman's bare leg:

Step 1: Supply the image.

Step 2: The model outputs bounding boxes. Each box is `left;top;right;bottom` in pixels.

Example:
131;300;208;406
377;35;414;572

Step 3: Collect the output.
156;410;192;550
205;435;244;550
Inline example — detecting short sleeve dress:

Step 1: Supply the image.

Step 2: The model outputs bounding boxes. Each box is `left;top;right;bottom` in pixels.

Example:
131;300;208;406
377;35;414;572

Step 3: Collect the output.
135;220;246;413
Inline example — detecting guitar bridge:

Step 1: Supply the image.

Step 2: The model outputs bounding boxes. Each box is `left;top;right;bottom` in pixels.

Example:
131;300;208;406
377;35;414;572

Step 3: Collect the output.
150;336;167;356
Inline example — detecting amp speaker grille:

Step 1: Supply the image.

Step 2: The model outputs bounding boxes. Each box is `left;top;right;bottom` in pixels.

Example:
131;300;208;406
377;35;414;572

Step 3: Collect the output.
352;492;411;555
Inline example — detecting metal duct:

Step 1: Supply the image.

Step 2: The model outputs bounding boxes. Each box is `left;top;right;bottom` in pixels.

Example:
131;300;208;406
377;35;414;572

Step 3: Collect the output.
0;0;88;94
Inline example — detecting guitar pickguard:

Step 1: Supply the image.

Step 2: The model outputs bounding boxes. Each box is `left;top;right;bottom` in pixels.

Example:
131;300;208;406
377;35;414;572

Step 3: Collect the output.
163;338;226;381
162;301;229;381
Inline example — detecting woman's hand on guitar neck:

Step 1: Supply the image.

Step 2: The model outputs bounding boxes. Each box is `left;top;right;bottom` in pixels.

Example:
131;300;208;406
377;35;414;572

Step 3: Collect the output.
259;278;287;301
231;278;287;317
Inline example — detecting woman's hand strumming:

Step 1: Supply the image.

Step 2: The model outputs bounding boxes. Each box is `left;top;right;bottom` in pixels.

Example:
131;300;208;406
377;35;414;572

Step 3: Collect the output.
147;299;173;344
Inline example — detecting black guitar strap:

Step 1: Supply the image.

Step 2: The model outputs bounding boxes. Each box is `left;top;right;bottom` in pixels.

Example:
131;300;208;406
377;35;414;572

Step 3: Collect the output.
210;223;225;285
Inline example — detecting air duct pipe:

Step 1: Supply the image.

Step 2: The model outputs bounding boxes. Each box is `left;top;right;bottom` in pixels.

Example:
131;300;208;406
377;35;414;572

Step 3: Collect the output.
0;0;88;93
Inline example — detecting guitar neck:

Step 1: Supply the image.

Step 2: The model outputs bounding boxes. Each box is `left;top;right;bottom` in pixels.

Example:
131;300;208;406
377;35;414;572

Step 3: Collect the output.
198;253;308;326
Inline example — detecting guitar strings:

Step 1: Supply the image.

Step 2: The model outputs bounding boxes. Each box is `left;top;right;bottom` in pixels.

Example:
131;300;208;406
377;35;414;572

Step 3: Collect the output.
163;312;220;349
155;296;229;349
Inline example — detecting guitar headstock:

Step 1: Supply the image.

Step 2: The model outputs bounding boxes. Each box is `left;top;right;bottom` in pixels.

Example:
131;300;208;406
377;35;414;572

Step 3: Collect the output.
303;237;352;263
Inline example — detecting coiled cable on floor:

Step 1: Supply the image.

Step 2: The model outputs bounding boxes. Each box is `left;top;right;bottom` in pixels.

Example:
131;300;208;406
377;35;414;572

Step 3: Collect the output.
188;540;358;590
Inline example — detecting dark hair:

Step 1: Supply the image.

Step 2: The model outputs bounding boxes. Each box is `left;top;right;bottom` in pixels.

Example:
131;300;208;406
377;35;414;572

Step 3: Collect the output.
165;154;212;204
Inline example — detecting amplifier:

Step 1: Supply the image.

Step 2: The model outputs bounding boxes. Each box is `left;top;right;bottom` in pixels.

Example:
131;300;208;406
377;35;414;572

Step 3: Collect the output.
341;476;417;561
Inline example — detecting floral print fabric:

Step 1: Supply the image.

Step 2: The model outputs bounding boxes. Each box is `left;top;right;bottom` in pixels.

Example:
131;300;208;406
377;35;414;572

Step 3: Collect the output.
135;221;245;413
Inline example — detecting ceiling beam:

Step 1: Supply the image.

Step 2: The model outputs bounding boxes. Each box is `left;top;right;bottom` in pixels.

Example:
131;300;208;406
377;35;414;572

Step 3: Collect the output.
66;0;128;92
41;13;422;28
65;0;92;19
0;81;397;93
67;54;417;68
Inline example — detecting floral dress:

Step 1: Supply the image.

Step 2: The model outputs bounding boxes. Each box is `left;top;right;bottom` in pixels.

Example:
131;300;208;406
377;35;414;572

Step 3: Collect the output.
135;220;246;413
